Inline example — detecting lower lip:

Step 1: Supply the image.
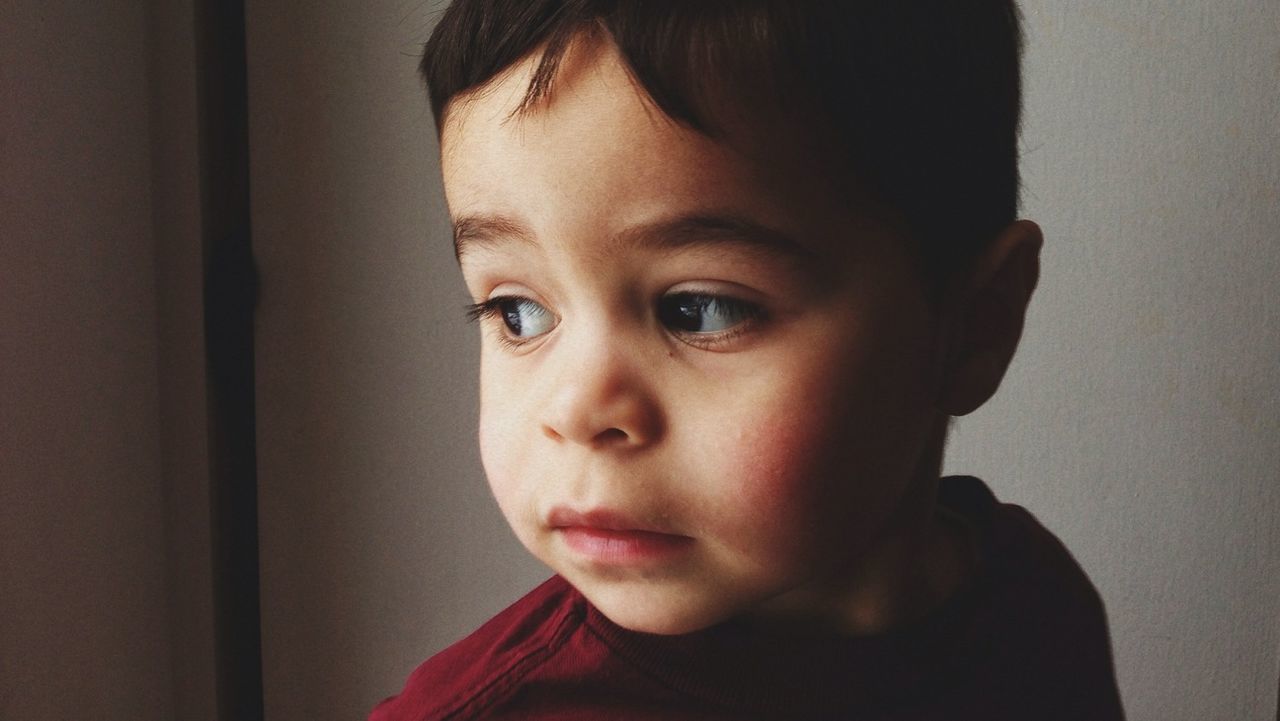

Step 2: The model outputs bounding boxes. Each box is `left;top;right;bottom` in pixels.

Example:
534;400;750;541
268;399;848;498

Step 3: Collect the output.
558;527;693;564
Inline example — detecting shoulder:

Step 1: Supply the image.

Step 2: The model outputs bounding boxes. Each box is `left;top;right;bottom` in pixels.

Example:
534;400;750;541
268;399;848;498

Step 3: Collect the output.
939;475;1126;720
368;576;584;721
941;475;1101;606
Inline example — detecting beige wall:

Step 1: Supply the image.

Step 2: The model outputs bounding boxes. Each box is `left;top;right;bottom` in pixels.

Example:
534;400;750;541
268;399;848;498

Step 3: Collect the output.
244;3;550;717
945;4;1280;720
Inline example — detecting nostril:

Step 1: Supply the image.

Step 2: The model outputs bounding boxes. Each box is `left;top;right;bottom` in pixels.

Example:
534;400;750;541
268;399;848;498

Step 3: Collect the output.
594;428;629;445
539;384;660;447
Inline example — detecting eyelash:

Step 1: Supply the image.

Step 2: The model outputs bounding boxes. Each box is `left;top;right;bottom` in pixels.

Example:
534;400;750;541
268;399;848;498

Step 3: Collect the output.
658;293;765;349
464;296;537;351
464;293;767;350
463;297;509;325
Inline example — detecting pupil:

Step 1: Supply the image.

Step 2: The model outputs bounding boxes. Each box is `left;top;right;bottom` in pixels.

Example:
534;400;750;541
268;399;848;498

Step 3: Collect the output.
501;301;523;335
672;297;707;331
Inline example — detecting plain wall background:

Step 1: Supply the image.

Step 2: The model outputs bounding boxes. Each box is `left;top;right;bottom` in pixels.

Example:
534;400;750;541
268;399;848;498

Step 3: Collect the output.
2;1;1277;720
946;4;1280;720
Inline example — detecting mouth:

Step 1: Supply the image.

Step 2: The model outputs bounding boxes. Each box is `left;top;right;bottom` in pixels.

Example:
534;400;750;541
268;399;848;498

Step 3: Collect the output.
547;507;694;565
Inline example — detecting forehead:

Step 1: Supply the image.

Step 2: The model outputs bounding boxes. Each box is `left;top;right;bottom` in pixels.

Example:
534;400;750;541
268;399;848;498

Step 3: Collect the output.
440;33;805;165
439;36;898;268
443;41;762;194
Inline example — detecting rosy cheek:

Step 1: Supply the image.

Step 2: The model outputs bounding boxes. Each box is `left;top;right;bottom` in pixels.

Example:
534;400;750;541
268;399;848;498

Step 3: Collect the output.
721;411;832;526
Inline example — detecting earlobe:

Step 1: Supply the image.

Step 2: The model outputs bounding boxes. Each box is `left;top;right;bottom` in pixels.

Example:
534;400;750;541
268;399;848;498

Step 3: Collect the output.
934;220;1043;417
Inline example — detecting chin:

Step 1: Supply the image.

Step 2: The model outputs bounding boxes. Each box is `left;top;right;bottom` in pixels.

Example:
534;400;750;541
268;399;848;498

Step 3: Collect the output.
583;583;735;636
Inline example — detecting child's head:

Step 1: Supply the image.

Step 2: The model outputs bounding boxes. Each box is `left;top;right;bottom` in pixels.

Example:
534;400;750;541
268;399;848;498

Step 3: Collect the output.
422;0;1041;635
425;0;1026;285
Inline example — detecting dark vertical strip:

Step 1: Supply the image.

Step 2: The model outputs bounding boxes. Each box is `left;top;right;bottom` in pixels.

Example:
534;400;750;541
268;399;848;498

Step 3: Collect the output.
195;0;264;719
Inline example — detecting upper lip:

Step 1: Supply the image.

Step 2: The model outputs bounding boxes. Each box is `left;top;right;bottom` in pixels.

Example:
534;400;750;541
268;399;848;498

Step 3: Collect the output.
547;506;684;536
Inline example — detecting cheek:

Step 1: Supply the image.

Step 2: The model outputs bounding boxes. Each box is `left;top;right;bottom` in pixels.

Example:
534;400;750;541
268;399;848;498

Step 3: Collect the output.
713;355;868;507
698;351;921;560
477;414;506;489
478;403;548;558
477;367;531;520
727;413;830;512
704;399;847;558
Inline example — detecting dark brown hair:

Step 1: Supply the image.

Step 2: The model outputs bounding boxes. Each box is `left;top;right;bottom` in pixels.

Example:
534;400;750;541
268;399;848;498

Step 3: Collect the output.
421;0;1025;282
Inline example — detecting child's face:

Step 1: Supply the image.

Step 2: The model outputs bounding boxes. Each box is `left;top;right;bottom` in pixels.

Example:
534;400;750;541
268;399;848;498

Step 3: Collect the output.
441;40;944;634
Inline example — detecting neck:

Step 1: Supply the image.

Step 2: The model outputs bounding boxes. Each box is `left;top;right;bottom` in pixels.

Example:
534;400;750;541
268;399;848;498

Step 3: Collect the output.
748;414;974;636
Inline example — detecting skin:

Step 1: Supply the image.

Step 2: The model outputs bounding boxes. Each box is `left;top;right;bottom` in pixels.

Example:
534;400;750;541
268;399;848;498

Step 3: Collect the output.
440;35;1042;636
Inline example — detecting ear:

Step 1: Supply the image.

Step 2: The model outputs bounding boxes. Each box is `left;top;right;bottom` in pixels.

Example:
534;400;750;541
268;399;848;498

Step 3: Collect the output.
934;220;1043;416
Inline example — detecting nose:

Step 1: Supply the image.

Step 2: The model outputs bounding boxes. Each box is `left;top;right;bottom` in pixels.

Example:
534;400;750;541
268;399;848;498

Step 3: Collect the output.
540;332;664;449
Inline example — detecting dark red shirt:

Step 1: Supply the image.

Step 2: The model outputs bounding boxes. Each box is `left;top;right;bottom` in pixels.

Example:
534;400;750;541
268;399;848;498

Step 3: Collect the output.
370;476;1125;720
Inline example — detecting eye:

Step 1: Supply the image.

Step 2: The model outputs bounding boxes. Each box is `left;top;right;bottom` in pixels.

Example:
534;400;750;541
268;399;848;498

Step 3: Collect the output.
466;296;557;342
657;293;762;335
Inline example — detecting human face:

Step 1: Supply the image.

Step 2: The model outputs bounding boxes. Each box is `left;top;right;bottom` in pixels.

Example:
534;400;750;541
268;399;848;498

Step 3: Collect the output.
441;39;944;635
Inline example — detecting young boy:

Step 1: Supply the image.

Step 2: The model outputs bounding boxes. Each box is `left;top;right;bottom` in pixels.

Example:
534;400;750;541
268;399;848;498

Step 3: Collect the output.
372;1;1125;718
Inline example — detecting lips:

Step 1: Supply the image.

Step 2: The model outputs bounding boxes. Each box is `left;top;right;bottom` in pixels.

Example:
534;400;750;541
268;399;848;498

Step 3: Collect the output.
548;507;693;564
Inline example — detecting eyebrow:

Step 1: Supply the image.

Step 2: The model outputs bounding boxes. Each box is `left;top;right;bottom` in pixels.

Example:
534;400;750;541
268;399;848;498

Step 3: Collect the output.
452;214;535;260
452;211;820;267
